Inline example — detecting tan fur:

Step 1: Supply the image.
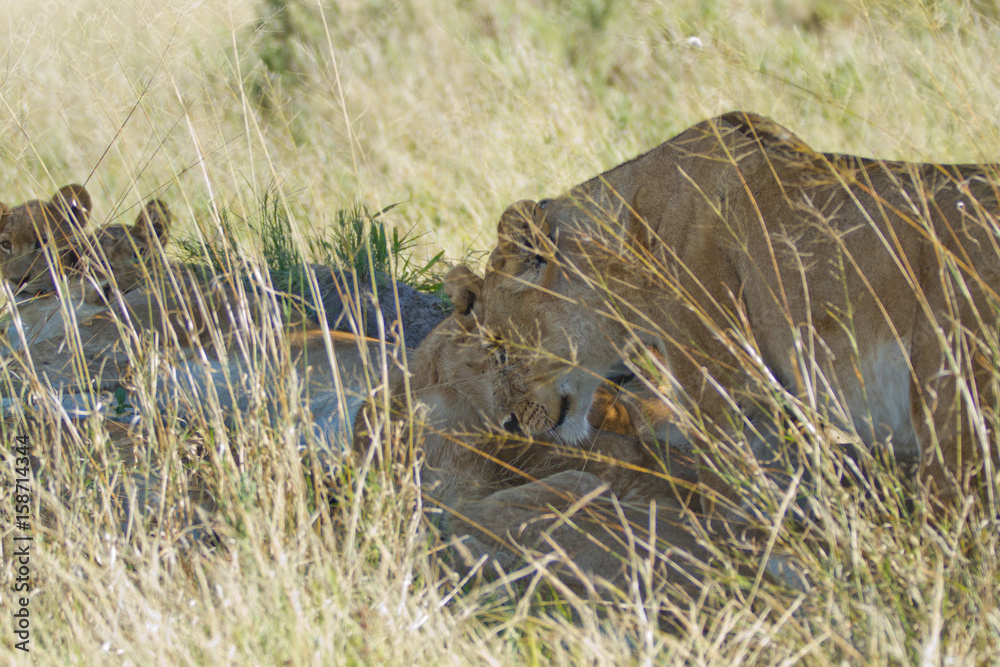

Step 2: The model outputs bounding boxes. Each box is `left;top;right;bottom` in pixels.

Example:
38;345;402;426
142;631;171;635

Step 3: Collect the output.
482;111;1000;514
0;192;182;353
354;265;700;504
354;266;715;591
0;184;92;296
85;199;172;295
0;185;97;350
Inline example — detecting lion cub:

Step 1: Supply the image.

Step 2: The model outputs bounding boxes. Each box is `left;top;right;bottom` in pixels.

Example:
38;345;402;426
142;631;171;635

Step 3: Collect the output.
1;192;380;432
353;265;701;509
0;185;95;350
352;265;716;591
0;185;174;354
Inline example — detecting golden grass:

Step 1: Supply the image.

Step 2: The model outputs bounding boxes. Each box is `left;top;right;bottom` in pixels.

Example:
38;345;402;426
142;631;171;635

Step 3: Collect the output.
1;0;999;663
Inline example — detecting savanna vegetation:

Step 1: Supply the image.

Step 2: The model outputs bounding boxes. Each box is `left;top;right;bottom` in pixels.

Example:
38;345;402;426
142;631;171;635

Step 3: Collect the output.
1;0;999;663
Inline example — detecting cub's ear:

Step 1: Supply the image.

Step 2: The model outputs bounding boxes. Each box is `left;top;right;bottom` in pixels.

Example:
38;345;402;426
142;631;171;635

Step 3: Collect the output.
0;203;9;229
443;265;483;316
51;184;92;229
132;199;172;248
491;200;555;273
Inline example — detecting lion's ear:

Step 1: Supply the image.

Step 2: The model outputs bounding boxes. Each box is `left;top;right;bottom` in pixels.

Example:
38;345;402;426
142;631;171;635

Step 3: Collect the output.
493;200;555;272
443;265;483;316
132;199;172;249
51;184;92;229
718;111;813;155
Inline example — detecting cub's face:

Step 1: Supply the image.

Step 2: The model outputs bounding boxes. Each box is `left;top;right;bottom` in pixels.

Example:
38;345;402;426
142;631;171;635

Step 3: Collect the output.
84;199;172;296
404;266;495;427
0;185;92;299
354;265;495;463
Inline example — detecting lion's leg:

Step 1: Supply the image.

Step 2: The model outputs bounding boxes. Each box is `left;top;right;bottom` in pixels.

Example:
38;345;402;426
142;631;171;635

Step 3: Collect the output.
443;470;609;573
497;427;703;509
909;310;983;508
663;353;769;519
446;470;709;591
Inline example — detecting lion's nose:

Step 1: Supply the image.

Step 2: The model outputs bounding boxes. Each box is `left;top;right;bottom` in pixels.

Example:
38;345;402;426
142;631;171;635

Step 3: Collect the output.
502;414;521;434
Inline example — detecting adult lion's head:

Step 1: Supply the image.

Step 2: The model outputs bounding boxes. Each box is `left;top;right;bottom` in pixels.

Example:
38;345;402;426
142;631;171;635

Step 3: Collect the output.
480;113;812;448
482;199;636;445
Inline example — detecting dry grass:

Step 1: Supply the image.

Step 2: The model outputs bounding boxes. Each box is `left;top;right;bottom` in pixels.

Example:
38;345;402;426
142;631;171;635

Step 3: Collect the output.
1;0;999;663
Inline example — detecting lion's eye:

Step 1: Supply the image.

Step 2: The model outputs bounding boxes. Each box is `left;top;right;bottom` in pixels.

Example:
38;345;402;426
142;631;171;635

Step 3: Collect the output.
0;240;10;252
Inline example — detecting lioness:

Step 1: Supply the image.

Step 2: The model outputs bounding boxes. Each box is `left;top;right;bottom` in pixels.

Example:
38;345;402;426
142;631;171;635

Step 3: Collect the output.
482;111;1000;517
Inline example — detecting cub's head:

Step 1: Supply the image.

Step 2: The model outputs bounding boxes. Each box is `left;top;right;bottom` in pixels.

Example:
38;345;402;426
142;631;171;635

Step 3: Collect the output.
482;200;626;445
0;185;92;298
402;264;493;426
85;199;172;296
353;264;495;463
